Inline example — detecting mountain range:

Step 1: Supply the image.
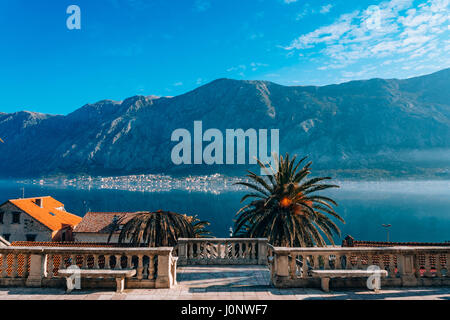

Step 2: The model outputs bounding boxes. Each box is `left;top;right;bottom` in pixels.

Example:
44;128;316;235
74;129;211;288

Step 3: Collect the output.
1;68;449;179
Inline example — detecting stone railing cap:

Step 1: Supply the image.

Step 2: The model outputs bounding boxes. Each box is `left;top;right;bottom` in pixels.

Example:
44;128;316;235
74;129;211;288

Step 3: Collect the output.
0;246;174;253
177;238;268;241
270;246;450;254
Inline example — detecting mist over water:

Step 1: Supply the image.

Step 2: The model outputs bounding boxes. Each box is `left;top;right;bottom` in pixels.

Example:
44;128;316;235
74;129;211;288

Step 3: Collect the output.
1;179;449;243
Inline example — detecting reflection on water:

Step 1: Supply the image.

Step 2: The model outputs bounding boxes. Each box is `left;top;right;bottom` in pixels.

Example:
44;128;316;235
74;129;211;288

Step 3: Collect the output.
0;180;449;242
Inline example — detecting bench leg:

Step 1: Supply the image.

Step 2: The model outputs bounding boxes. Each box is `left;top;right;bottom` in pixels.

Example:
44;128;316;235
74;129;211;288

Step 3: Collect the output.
66;277;73;294
321;278;330;292
116;277;125;293
369;277;381;293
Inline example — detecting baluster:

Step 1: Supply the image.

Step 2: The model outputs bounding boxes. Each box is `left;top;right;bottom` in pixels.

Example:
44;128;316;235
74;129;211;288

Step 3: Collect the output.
201;243;207;258
445;253;450;276
71;254;77;267
313;254;319;271
378;255;386;271
414;254;422;278
387;255;395;277
47;254;54;278
21;254;29;278
12;254;18;278
302;255;309;278
424;254;432;277
345;253;353;270
334;254;341;270
435;254;443;277
82;255;88;269
252;243;257;260
115;255;122;269
94;254;100;269
224;242;229;259
126;255;132;269
142;256;149;279
356;254;362;270
0;254;6;277
148;255;155;279
107;255;113;269
137;255;143;280
367;254;375;268
231;243;236;259
60;255;66;270
238;243;244;259
188;243;194;259
288;254;296;278
324;254;330;270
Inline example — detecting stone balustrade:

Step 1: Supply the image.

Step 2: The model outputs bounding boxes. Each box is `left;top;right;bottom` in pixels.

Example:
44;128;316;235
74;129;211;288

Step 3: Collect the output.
268;246;450;288
177;238;268;265
0;246;177;289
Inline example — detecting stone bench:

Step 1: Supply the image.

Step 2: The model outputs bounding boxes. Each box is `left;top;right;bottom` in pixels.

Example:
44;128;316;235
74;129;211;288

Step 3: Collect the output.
58;269;137;293
311;269;388;292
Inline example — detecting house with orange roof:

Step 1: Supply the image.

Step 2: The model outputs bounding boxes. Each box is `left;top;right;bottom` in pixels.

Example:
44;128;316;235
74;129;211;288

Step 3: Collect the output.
0;196;82;242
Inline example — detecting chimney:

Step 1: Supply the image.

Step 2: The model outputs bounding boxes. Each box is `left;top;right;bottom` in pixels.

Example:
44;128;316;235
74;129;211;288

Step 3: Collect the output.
35;198;43;208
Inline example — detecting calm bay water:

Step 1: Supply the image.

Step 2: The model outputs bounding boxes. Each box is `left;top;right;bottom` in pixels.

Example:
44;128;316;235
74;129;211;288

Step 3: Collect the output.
1;180;449;243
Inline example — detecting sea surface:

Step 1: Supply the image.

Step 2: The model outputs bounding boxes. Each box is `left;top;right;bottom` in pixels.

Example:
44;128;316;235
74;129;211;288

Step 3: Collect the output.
1;179;449;243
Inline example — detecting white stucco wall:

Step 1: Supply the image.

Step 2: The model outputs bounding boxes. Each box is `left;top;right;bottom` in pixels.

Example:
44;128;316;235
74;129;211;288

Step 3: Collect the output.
0;202;52;242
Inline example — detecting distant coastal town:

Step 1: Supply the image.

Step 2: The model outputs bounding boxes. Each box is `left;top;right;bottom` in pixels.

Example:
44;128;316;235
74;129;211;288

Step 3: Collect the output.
19;174;251;194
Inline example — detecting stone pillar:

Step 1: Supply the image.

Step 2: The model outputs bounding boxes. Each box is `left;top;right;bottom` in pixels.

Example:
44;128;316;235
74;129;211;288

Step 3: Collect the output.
177;240;187;266
272;252;290;287
26;254;47;287
155;252;173;288
397;253;417;287
258;240;268;265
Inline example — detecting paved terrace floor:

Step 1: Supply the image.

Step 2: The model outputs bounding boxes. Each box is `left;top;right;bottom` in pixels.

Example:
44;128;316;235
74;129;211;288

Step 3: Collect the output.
1;265;449;300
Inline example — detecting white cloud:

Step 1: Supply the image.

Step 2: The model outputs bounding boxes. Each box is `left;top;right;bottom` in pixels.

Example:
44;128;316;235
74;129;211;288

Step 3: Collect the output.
227;62;268;74
320;4;333;14
285;0;450;73
174;82;183;86
295;3;334;21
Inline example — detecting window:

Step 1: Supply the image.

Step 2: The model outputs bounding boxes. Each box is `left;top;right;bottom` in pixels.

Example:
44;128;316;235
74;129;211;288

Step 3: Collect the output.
0;212;3;224
3;234;10;241
26;234;37;242
12;212;21;224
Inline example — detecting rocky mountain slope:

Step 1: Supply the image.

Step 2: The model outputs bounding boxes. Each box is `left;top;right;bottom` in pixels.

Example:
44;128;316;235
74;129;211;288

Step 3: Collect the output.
0;68;449;179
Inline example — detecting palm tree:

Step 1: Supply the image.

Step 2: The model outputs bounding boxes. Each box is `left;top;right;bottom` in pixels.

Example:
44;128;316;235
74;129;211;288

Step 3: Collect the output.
108;210;211;246
184;214;212;238
234;153;344;247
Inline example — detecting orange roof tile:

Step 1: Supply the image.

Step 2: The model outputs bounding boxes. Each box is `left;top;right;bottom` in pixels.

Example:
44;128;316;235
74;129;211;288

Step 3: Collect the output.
8;196;82;231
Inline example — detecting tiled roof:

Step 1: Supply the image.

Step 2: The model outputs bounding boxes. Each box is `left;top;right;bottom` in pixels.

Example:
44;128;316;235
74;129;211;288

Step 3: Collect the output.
73;212;139;233
342;235;450;247
8;196;82;231
349;241;450;247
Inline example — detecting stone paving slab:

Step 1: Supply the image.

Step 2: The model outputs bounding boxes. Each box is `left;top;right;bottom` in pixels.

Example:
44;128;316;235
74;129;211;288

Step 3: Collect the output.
0;265;449;300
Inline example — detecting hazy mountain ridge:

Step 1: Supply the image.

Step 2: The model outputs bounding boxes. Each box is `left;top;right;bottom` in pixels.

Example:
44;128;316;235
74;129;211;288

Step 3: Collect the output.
1;69;449;178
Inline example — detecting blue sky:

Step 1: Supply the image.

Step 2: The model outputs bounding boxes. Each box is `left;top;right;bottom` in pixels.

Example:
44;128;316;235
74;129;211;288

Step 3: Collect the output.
1;0;449;114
